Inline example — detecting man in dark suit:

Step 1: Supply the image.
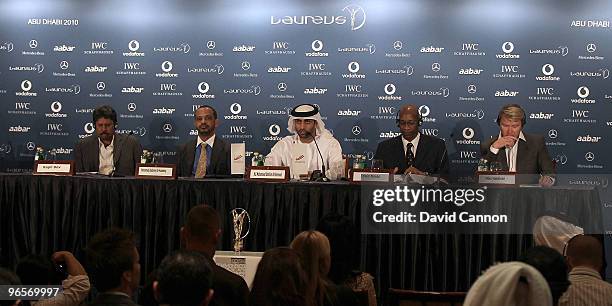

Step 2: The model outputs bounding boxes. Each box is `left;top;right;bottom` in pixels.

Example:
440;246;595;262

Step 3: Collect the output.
177;105;230;177
74;105;142;176
374;104;449;177
480;104;555;186
181;205;249;306
153;250;213;306
85;228;141;306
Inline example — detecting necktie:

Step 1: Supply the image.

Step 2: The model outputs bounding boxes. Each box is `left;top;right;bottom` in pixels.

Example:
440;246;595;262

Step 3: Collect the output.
405;143;414;168
195;144;209;178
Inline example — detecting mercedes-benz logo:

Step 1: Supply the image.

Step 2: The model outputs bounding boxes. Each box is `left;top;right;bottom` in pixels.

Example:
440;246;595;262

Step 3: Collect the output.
241;61;250;71
269;124;280;136
352;126;361;136
26;142;36;151
127;103;137;112
467;84;477;94
586;43;597;53
542;64;554;76
393;40;403;51
29;39;38;49
96;82;106;91
207;40;216;50
59;61;69;70
163;123;173;133
432;62;441;72
585;152;595;162
548;129;558;139
277;82;287;92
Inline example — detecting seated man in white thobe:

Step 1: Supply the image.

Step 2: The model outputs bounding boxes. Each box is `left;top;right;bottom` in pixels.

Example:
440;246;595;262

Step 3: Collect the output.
266;104;344;180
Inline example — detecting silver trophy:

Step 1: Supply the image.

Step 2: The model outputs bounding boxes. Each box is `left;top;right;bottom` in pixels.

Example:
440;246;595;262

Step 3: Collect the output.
231;208;250;253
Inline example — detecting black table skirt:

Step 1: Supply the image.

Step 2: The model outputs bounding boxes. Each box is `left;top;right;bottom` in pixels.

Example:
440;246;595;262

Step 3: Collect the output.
0;174;602;298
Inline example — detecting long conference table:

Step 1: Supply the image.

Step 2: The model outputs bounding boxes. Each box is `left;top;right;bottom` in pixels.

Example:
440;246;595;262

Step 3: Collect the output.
0;173;603;299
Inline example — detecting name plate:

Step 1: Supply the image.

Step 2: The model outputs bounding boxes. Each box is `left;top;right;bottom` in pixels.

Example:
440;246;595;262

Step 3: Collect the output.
246;166;290;182
478;172;516;185
135;163;177;180
350;169;393;182
213;251;263;289
33;160;74;176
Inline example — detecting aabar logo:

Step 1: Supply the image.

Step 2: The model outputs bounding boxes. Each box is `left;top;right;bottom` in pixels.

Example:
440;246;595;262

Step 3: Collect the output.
459;68;483;75
577;135;601;143
304;87;328;95
530;112;554;120
337;109;361;116
495;90;519;97
122;86;144;93
9;126;31;132
153;107;176;114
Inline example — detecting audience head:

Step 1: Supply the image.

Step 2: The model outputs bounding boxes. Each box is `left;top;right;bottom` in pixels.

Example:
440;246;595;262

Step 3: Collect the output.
154;250;213;306
464;261;552;306
519;246;569;306
533;213;583;254
250;247;312;306
181;205;221;257
16;254;59;285
565;235;603;271
0;268;21;306
290;230;332;306
315;213;359;284
85;228;140;295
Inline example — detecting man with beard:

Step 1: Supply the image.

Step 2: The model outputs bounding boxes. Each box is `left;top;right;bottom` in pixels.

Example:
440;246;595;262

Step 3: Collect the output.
374;104;449;177
265;103;343;180
74;105;142;176
177;105;231;177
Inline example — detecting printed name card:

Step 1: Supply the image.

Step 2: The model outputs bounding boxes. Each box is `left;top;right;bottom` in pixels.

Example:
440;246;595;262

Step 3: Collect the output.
350;169;393;182
33;160;74;176
477;172;516;185
246;166;290;182
135;163;176;180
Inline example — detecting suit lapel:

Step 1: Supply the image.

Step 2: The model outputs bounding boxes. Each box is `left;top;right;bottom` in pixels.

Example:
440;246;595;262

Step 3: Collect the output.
516;138;529;173
186;138;198;173
112;134;124;165
413;134;428;167
392;136;407;170
210;137;223;173
92;136;100;170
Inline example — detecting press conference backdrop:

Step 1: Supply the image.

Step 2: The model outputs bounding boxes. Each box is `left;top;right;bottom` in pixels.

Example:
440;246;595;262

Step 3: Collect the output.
1;0;612;274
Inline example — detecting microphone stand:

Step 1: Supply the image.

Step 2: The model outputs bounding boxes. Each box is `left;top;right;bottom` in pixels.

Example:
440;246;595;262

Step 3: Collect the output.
307;131;330;182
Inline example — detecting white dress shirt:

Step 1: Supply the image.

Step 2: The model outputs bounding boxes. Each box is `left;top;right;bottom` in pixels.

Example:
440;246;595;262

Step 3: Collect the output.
98;136;114;175
402;132;421;157
489;131;526;172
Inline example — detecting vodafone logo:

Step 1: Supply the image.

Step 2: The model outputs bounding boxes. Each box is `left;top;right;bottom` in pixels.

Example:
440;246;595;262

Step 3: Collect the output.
84;123;95;134
269;124;281;136
577;86;589;98
230;103;242;114
348;61;360;73
311;40;323;52
502;41;514;54
129;40;140;51
542;64;555;76
161;61;173;72
21;80;32;92
384;83;396;95
198;82;210;93
462;127;474;140
51;101;62;113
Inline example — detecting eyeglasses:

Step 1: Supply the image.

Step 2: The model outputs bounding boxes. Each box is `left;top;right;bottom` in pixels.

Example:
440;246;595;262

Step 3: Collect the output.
398;120;418;126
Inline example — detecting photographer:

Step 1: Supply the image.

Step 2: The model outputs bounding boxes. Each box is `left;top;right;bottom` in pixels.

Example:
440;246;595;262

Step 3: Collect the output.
16;251;90;306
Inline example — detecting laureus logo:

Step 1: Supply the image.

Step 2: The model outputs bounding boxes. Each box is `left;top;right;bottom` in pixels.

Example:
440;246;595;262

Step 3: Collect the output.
271;4;366;31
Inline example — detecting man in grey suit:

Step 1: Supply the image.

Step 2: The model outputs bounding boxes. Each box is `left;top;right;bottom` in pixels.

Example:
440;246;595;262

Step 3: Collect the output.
176;105;230;177
74;105;142;176
481;104;555;186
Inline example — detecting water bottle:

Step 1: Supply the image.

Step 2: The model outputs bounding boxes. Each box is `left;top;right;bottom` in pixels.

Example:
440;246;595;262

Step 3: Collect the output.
477;158;489;172
34;147;45;161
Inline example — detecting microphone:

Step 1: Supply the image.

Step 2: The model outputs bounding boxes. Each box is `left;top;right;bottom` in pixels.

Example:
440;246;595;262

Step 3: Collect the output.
305;130;330;182
434;145;448;185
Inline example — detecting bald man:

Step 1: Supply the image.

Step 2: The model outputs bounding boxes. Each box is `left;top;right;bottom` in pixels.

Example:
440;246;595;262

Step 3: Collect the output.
559;235;612;306
374;104;449;177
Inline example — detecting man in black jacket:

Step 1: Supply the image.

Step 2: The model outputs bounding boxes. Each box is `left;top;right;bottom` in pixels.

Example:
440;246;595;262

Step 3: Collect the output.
176;105;230;177
181;205;249;306
374;104;449;177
